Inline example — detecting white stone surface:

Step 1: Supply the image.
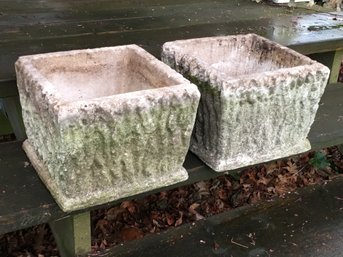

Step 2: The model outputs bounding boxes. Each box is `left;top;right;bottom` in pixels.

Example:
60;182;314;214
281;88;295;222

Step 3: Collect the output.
16;45;200;212
162;34;330;172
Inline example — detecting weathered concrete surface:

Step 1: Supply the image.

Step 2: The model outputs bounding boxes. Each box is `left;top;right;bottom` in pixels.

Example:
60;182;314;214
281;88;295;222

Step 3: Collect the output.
16;45;200;212
162;34;330;172
99;176;343;257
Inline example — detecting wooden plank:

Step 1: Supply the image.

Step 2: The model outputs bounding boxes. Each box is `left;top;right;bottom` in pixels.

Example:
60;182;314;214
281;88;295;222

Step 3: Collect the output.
0;0;308;27
0;0;342;81
329;50;343;83
1;16;342;86
272;13;343;54
0;2;301;42
0;141;63;234
310;51;343;83
0;83;342;234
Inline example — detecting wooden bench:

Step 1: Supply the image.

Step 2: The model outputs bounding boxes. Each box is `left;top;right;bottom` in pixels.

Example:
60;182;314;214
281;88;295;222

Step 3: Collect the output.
1;1;343;256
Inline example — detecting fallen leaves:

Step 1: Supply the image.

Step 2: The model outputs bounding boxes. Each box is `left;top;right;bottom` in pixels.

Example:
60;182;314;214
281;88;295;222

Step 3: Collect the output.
0;225;59;257
91;148;343;254
1;147;342;256
89;147;342;254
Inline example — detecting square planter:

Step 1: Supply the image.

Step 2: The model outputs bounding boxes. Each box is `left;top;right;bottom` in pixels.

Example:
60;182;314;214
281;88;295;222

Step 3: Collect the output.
16;45;200;212
162;34;330;172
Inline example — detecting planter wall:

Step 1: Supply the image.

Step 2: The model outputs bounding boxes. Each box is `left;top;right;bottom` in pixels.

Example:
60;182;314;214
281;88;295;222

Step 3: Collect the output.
162;34;330;171
16;45;200;211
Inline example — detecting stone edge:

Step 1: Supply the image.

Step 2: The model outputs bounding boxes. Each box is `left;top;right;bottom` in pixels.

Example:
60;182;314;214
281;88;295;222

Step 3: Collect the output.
193;139;311;172
23;140;189;212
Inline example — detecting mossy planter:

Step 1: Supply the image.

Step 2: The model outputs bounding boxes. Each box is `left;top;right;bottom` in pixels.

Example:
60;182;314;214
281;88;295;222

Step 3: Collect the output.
16;45;200;212
162;34;330;172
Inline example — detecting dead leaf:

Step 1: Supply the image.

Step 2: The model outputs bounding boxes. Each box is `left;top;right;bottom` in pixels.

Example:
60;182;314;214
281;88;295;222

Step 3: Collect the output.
267;186;276;193
243;184;252;191
286;161;298;174
265;160;282;175
224;177;232;188
106;207;125;221
152;219;162;228
250;191;261;204
257;176;271;186
95;219;110;236
215;188;228;200
195;181;208;192
166;213;175;226
189;203;200;210
175;211;184;226
159;191;168;200
119;227;144;242
99;239;107;250
189;203;205;220
214;199;225;213
120;201;137;214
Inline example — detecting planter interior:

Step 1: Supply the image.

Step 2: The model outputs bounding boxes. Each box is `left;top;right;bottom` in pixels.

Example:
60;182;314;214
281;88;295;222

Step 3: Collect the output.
162;33;330;172
16;45;200;211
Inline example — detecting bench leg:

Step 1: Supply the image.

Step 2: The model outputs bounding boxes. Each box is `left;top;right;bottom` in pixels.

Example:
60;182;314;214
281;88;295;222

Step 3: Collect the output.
2;96;26;140
49;212;91;257
308;50;343;83
0;100;13;135
328;51;343;154
329;50;343;83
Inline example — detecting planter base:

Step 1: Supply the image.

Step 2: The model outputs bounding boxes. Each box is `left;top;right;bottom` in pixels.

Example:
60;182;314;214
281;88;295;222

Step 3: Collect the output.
190;139;311;172
23;140;188;212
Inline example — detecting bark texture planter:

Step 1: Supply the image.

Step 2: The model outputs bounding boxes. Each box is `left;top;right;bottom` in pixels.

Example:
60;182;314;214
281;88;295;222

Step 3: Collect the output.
162;34;330;172
16;45;200;212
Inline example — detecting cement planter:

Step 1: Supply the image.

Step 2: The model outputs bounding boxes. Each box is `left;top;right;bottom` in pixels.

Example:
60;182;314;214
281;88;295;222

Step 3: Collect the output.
16;45;200;212
162;34;330;172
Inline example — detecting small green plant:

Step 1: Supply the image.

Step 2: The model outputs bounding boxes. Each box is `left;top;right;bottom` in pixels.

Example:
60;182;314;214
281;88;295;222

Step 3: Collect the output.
309;152;330;170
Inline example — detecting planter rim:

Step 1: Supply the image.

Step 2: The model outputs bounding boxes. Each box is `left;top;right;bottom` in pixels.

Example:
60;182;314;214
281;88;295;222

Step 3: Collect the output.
15;44;198;121
162;33;330;91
